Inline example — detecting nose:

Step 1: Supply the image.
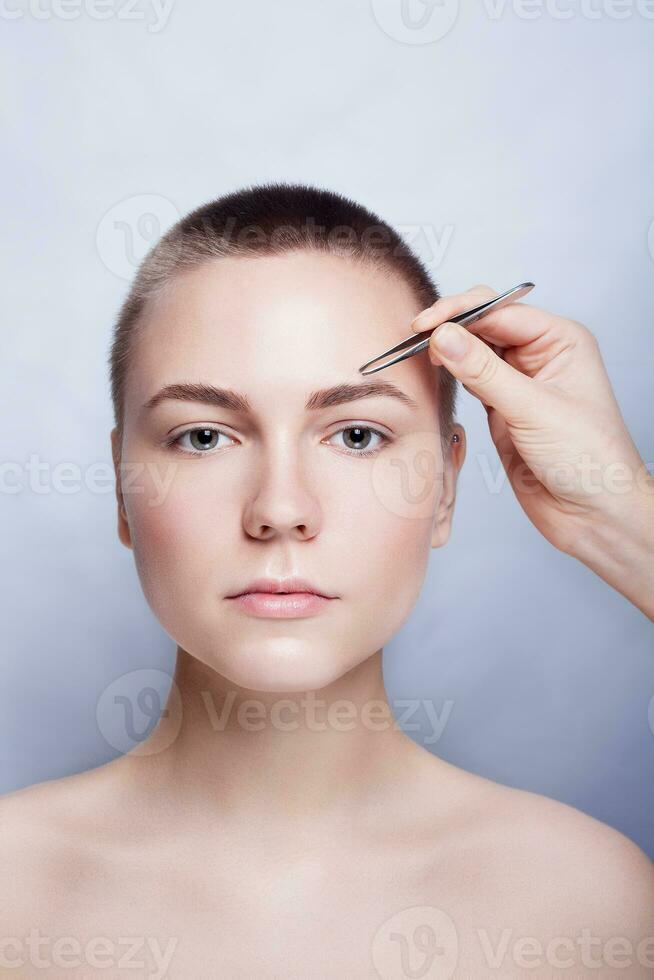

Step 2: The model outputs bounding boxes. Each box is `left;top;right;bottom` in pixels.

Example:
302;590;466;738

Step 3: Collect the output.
242;444;321;542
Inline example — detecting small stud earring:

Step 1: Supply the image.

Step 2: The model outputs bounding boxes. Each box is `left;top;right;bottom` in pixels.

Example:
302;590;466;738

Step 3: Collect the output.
452;433;460;444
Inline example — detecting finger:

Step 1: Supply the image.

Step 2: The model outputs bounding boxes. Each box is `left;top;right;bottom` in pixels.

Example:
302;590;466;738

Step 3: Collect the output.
436;335;505;372
470;305;597;382
428;320;539;422
411;285;497;333
416;297;584;355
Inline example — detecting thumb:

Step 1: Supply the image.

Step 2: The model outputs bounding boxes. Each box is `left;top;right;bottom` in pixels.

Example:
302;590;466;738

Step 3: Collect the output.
429;320;534;420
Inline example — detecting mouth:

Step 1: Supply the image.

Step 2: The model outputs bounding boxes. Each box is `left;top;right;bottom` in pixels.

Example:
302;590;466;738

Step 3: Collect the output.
226;577;337;599
225;577;339;619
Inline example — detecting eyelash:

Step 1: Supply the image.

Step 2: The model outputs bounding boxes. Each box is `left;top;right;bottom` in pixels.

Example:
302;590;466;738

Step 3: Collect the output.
165;424;390;459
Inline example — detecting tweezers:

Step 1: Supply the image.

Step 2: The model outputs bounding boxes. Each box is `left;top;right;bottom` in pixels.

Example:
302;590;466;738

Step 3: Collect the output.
358;282;535;375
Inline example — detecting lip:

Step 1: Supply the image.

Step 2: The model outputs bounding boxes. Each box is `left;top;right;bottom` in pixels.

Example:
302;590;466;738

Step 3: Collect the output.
225;577;339;619
226;577;338;599
227;592;334;619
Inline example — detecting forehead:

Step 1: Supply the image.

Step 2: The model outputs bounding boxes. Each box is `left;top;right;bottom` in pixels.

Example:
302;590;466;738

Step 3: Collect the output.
126;251;437;417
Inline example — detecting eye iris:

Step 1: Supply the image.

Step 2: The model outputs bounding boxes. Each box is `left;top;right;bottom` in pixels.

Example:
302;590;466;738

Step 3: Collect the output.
343;426;371;451
190;429;218;451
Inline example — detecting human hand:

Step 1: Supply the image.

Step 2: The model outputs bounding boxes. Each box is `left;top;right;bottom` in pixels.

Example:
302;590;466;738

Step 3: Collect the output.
411;285;654;617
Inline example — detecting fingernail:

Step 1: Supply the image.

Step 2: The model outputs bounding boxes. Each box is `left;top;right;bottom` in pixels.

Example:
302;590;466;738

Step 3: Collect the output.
431;322;468;360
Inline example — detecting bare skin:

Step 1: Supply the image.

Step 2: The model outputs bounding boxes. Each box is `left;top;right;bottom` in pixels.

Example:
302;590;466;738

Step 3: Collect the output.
2;252;653;978
2;710;653;978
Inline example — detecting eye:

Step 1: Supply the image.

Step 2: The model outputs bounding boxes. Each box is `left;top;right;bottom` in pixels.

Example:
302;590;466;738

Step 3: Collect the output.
166;424;389;459
326;425;389;458
168;427;234;456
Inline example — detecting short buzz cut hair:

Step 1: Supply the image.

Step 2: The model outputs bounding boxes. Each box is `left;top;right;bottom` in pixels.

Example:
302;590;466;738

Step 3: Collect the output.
108;181;457;448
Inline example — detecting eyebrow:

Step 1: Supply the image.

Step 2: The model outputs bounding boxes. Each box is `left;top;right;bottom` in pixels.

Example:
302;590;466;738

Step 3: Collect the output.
142;380;419;414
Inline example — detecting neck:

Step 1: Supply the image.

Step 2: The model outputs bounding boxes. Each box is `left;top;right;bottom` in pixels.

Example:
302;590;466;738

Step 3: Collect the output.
133;645;421;835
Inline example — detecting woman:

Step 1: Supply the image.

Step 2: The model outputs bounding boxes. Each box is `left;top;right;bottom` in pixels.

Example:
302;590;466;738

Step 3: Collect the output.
2;182;653;978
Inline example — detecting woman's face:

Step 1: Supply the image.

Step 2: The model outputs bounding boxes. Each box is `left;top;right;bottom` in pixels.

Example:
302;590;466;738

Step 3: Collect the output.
112;250;465;692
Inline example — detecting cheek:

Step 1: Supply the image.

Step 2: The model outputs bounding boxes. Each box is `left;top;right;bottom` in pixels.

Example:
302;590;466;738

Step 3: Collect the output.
125;459;240;622
323;432;443;625
371;431;444;623
351;509;434;634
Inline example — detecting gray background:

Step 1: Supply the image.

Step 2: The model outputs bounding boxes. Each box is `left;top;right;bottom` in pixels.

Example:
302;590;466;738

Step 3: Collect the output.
2;1;653;857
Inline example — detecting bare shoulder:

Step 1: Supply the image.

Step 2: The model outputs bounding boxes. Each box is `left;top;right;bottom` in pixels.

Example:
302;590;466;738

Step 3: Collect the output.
491;775;654;904
419;753;654;974
0;762;127;929
0;761;118;840
489;778;654;975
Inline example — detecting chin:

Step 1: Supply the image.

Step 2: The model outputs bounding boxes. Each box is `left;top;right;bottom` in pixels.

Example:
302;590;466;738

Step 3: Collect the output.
206;636;363;695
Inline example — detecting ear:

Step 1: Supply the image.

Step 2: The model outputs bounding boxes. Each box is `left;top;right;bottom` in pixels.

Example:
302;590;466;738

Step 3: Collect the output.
431;424;466;549
111;427;133;550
